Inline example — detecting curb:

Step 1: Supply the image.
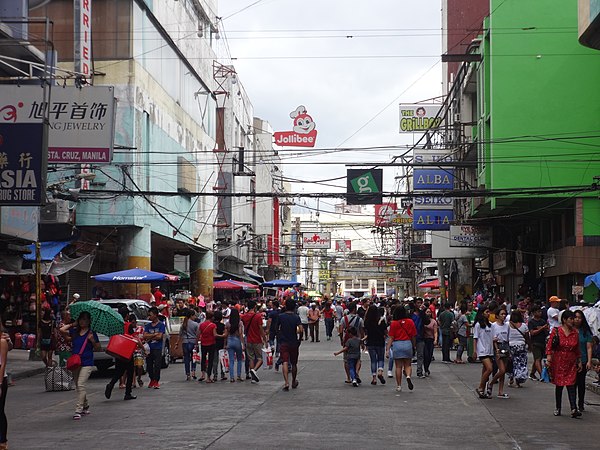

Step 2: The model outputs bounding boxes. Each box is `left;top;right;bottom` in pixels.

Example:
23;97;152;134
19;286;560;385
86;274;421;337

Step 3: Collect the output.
11;367;46;381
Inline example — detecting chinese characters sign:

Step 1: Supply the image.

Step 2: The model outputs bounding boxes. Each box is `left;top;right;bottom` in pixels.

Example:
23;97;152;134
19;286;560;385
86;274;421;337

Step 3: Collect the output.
0;85;115;164
0;123;45;206
274;106;318;147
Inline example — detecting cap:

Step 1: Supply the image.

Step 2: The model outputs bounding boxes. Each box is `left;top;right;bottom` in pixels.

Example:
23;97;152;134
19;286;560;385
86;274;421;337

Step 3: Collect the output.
73;293;80;299
549;295;560;303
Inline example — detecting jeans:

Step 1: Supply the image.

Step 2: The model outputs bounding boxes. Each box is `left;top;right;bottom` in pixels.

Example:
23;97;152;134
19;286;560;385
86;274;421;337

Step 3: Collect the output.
575;368;588;409
424;338;434;372
325;318;335;338
109;357;134;396
388;348;394;371
182;342;196;376
146;348;163;382
212;348;225;379
73;366;93;413
415;340;425;375
201;344;215;376
0;376;7;444
309;321;319;341
555;384;577;410
441;333;453;362
367;346;385;375
301;323;308;341
348;357;359;381
456;335;468;360
227;336;243;379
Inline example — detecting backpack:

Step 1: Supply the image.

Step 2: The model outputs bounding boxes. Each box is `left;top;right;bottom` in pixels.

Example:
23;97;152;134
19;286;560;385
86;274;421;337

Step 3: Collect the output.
342;315;361;345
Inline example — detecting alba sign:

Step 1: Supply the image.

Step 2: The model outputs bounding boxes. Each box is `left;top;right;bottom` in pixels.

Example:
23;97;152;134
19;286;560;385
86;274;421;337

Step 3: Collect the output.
274;106;318;147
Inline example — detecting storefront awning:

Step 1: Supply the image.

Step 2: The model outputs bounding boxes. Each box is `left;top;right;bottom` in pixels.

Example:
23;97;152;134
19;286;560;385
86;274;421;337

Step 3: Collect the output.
243;267;265;283
24;241;71;261
214;270;260;285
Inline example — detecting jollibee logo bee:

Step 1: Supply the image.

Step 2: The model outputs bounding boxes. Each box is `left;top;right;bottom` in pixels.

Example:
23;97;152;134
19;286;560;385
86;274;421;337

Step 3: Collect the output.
274;105;318;147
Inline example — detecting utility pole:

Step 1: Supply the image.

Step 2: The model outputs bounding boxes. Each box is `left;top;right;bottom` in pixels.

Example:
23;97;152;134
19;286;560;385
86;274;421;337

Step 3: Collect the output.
30;241;42;360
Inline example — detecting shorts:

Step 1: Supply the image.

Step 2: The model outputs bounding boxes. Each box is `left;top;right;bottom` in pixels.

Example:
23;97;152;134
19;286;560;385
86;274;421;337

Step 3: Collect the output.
479;355;493;362
532;343;545;361
279;343;299;366
246;343;263;361
392;340;413;359
40;338;52;351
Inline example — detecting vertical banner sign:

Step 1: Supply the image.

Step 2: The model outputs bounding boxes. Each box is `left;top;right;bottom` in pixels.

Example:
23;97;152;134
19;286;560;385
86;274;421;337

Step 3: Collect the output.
346;169;383;205
0;123;46;206
74;0;92;77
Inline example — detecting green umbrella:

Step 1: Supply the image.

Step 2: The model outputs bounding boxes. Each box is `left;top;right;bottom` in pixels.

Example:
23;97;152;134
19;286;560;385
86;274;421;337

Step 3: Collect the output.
69;300;125;337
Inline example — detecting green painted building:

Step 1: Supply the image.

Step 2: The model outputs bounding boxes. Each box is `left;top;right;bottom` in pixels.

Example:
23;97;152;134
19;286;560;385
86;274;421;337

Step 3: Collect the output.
459;0;600;300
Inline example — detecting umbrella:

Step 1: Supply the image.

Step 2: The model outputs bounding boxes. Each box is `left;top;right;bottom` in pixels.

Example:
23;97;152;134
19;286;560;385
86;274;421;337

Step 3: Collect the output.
69;300;125;337
262;279;301;288
213;280;259;291
91;268;179;283
418;279;448;289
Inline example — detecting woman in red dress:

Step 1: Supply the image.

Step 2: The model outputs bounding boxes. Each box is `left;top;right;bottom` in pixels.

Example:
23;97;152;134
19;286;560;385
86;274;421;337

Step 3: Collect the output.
546;310;582;418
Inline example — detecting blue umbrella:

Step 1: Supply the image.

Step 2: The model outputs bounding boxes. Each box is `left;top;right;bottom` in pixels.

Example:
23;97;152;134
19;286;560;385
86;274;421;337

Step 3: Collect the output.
91;268;179;283
262;279;301;288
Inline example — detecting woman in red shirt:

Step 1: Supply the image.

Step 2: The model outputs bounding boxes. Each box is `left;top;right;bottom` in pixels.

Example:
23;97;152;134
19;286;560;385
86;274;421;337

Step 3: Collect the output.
198;312;225;383
385;305;417;392
323;301;335;341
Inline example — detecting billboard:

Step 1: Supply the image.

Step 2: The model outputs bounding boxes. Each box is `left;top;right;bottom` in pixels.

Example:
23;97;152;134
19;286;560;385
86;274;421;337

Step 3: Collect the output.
374;203;397;227
399;103;443;133
413;169;454;190
335;239;351;252
0;123;46;206
302;232;331;249
274;105;318;147
413;209;453;231
346;169;383;205
0;85;115;164
449;225;492;247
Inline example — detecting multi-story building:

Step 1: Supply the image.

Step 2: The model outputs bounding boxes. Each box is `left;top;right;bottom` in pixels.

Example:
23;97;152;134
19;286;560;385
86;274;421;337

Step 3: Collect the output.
451;0;600;301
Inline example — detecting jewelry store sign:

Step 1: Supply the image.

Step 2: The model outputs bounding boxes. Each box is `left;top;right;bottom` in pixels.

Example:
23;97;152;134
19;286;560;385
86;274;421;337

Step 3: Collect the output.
0;85;115;164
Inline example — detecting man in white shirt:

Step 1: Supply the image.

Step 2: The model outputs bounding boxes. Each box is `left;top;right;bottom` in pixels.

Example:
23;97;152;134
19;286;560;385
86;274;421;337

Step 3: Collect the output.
547;296;561;330
297;301;309;341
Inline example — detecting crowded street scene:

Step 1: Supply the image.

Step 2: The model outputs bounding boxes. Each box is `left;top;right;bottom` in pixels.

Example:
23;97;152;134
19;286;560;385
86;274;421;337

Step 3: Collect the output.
2;0;600;449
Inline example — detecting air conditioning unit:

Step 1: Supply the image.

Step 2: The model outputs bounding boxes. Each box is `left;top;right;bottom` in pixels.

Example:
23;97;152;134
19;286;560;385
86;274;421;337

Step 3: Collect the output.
40;200;70;224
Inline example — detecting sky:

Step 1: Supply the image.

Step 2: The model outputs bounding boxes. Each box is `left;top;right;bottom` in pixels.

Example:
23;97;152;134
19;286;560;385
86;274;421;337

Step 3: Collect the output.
218;0;443;211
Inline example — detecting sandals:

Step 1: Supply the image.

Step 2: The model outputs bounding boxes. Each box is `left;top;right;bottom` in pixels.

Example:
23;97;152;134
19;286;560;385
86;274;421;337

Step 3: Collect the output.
476;389;489;399
497;393;510;399
282;385;290;391
292;380;299;389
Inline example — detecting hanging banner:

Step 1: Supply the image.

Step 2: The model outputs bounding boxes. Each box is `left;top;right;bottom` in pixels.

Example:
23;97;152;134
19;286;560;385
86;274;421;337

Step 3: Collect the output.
346;169;383;205
399;103;443;133
74;0;92;77
0;123;46;206
274;105;318;147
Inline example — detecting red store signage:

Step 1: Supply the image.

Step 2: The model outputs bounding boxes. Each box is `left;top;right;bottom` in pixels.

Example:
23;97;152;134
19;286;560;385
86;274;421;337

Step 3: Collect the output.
274;105;318;147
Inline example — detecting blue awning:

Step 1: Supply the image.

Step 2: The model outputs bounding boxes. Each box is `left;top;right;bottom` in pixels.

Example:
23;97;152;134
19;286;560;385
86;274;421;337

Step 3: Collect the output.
24;241;71;261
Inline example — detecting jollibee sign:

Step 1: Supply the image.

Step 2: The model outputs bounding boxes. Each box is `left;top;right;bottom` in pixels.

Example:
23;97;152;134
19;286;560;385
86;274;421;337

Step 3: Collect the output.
274;105;317;147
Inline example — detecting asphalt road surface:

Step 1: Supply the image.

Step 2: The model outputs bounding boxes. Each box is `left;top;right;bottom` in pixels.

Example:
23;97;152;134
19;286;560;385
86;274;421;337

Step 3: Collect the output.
8;331;600;449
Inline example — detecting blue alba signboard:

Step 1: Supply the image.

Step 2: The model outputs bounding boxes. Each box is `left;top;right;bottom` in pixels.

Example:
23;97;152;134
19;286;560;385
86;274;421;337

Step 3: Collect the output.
413;169;454;190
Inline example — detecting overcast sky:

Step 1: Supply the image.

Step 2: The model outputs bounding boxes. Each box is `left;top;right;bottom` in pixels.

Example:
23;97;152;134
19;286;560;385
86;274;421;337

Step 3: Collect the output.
219;0;442;209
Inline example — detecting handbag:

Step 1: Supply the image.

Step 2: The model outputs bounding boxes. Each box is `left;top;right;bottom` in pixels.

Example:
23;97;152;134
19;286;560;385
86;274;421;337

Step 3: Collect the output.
66;330;90;372
45;366;74;392
497;341;510;358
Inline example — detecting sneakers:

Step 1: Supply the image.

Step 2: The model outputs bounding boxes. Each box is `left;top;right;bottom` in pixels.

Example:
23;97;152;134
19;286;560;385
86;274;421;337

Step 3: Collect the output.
396;385;402;392
82;408;91;416
73;413;82;420
124;394;137;400
529;373;538;381
425;370;431;377
417;374;426;379
137;376;144;387
154;382;160;389
148;380;155;388
377;373;386;384
249;369;260;382
105;383;113;399
387;370;393;378
407;377;414;391
352;379;358;387
355;376;362;384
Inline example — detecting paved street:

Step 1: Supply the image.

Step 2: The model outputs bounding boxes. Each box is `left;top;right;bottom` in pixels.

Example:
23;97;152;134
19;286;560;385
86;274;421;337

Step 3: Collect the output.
7;332;600;450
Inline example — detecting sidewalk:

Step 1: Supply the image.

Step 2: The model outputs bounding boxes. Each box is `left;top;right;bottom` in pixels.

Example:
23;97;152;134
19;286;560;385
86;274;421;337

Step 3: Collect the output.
7;349;47;381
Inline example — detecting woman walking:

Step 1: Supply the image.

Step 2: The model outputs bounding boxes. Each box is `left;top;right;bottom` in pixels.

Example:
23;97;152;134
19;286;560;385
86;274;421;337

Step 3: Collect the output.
60;311;100;420
385;305;417;392
198;311;219;383
224;308;245;382
573;310;593;412
364;305;387;385
178;309;199;381
422;308;438;377
454;305;469;364
473;306;494;399
546;310;582;418
323;301;335;341
0;325;10;449
488;308;509;398
507;310;530;388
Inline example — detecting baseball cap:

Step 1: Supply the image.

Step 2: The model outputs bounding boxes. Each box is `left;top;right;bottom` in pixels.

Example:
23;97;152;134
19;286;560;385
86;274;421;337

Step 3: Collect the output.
549;295;560;303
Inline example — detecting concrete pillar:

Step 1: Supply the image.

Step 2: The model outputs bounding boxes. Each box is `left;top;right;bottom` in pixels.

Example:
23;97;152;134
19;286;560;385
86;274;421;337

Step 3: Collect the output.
191;249;213;298
119;225;151;296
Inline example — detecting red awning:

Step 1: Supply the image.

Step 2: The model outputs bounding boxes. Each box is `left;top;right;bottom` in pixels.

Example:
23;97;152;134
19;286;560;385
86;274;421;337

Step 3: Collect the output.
213;280;259;290
418;279;448;289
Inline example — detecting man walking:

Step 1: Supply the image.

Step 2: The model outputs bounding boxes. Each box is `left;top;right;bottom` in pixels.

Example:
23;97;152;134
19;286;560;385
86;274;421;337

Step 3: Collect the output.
241;300;267;383
308;303;321;342
297;301;309;341
277;300;303;390
438;302;455;363
143;307;166;389
105;308;137;400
